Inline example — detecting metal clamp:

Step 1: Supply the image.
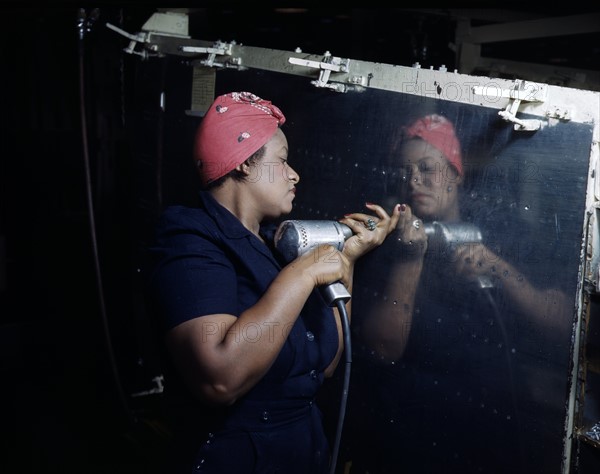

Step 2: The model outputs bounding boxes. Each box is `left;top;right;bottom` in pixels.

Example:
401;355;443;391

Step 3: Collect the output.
106;23;157;59
288;51;351;92
180;41;240;68
106;11;191;59
473;79;547;131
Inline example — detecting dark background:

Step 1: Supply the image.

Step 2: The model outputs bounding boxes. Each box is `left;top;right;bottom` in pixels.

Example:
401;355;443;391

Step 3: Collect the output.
1;5;599;473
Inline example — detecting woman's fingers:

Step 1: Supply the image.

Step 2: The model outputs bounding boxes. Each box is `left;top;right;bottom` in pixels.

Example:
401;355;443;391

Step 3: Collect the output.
339;203;407;261
342;202;401;236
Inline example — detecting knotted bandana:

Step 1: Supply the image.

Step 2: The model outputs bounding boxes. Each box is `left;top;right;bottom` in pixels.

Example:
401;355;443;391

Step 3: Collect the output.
404;114;463;176
193;91;286;186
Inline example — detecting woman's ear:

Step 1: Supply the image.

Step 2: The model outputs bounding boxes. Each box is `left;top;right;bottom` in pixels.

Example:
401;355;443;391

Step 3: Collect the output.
235;160;252;176
446;166;463;193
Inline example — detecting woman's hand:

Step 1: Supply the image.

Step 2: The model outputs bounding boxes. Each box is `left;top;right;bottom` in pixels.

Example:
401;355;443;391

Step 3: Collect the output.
452;242;502;285
395;204;427;257
289;243;350;288
339;202;401;263
380;203;428;260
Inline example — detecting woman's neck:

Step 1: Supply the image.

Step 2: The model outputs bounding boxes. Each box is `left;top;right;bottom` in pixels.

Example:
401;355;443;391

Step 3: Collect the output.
209;184;263;238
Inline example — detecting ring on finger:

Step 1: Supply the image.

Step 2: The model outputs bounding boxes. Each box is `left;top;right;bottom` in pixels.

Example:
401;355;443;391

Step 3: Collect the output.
412;219;421;230
365;218;377;231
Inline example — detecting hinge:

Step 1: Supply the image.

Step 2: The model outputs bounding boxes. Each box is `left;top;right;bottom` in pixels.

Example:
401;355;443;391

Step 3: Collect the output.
472;79;547;131
288;51;352;93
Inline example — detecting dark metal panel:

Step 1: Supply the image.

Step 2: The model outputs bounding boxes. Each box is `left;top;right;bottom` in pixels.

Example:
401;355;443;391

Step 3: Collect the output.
151;67;592;473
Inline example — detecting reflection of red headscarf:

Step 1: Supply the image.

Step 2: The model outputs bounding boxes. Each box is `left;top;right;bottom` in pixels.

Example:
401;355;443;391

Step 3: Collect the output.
193;91;286;186
404;114;463;176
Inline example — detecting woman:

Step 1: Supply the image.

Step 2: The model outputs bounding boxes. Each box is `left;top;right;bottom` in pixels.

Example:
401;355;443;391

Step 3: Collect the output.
349;114;569;474
147;91;400;473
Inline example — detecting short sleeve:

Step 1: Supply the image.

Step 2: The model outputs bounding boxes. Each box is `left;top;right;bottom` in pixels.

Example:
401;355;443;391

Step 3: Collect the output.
149;229;239;331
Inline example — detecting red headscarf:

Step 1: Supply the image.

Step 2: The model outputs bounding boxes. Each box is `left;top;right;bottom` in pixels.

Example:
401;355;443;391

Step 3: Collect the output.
404;114;463;176
193;91;286;186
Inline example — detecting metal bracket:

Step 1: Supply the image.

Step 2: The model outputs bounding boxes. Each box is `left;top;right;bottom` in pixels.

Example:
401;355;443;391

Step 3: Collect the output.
288;51;351;93
473;79;547;131
131;375;165;398
106;23;158;59
106;11;191;59
180;41;242;68
106;24;241;69
586;203;600;294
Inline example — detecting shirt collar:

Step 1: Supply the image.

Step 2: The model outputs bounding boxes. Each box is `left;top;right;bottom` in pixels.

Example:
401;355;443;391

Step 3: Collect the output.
199;191;282;266
199;190;251;239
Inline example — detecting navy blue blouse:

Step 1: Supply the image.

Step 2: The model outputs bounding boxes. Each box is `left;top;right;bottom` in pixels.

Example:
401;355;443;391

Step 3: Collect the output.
147;191;339;473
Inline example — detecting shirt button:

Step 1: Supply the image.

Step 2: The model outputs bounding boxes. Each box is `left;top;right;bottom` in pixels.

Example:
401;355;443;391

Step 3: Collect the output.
261;410;270;422
306;331;315;341
310;369;318;379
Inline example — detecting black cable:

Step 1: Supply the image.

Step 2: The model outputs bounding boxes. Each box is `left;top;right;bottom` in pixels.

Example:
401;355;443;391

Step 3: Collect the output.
78;8;133;423
329;299;352;474
480;286;525;472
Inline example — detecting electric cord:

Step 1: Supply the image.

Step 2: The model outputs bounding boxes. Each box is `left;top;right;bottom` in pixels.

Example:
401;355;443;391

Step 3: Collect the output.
480;286;525;472
329;298;352;474
78;8;133;423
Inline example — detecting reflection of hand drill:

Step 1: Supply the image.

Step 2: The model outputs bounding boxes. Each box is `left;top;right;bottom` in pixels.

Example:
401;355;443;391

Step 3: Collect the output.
424;221;494;289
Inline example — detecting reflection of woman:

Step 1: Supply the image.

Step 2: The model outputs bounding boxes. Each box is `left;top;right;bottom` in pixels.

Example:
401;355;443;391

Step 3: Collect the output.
349;114;569;474
147;92;400;474
362;114;568;360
